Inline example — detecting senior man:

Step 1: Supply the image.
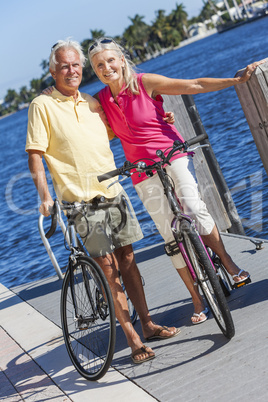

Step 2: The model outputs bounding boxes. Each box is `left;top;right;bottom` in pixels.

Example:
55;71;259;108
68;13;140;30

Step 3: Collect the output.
26;39;180;364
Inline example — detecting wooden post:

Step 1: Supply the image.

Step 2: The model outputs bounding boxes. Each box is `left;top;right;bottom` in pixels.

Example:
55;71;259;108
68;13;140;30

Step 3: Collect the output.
235;60;268;176
163;94;245;235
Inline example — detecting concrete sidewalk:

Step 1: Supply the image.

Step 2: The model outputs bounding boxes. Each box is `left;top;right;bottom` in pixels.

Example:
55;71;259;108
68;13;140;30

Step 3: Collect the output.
1;234;268;401
0;283;154;401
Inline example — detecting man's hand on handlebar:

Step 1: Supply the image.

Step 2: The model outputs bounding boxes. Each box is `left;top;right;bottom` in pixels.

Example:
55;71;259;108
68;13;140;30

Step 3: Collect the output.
39;199;54;217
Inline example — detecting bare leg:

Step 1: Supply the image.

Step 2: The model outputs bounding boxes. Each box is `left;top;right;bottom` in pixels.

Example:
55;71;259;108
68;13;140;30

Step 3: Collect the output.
94;252;154;363
176;267;207;324
202;225;249;282
114;244;179;339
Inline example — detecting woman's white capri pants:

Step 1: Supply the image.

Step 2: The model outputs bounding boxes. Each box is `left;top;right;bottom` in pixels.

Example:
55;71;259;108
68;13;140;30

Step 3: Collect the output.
135;156;215;269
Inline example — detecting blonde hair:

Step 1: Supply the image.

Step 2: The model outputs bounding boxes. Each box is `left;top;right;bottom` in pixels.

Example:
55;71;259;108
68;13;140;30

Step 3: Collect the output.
88;37;139;95
49;38;86;71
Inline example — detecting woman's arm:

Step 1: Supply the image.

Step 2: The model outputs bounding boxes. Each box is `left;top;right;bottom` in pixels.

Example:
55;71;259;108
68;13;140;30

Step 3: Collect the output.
142;59;266;98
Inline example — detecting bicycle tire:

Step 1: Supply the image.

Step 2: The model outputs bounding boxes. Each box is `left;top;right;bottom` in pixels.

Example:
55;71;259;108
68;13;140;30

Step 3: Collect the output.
214;259;233;297
61;255;116;381
181;220;235;339
206;248;232;297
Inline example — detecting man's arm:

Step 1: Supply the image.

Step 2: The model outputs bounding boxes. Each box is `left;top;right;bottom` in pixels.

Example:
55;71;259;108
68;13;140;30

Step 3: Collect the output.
28;150;54;216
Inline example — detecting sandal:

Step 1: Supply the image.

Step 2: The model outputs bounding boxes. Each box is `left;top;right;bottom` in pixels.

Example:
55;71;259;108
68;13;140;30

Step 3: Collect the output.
131;345;155;364
232;269;251;288
145;326;181;341
191;307;209;325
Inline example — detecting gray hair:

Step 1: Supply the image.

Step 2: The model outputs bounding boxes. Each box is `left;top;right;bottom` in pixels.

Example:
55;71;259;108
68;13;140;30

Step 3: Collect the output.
49;38;86;71
88;37;139;95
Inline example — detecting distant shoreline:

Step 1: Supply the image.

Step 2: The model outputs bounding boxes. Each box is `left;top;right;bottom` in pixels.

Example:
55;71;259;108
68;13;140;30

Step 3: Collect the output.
0;111;16;120
0;27;217;122
176;28;217;49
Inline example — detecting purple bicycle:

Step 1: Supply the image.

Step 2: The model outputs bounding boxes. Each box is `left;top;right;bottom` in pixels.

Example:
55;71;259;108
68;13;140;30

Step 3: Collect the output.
98;134;235;339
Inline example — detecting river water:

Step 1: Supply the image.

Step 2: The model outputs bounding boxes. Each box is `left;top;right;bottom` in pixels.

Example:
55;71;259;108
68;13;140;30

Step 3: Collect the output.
1;17;268;288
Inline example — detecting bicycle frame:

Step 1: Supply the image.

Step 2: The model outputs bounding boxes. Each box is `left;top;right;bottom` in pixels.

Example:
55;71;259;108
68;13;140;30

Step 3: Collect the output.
156;161;215;282
38;211;69;279
38;202;97;323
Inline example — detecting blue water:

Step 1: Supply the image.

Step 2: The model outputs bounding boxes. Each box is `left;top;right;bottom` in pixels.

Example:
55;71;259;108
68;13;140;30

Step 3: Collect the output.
1;17;268;288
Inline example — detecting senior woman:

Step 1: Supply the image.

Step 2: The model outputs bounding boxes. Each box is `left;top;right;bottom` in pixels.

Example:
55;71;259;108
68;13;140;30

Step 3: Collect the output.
88;37;263;324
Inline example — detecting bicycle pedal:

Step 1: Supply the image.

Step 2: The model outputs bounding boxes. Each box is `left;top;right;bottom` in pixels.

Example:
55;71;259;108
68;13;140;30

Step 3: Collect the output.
79;325;89;330
232;276;251;289
164;241;180;256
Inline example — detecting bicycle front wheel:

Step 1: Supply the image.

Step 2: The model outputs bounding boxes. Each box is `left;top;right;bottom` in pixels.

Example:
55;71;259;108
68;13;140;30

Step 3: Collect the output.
207;247;232;297
61;255;116;381
182;221;235;339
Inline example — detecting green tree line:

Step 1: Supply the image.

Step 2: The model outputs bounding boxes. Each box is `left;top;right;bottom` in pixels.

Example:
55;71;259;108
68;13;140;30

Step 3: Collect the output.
0;0;245;116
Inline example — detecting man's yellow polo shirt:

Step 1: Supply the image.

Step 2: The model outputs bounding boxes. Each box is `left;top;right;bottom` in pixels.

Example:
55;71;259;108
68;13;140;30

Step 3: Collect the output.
26;89;122;202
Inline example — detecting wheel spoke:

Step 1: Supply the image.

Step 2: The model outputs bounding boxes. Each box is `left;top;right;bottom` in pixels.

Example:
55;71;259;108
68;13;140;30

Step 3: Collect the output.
61;256;116;380
182;221;235;339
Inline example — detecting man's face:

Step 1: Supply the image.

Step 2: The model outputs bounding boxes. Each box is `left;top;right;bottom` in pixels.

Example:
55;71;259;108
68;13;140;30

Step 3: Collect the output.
50;48;83;97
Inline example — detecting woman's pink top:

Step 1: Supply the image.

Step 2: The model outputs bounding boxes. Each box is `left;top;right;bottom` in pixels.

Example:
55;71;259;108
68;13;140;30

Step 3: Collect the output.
98;73;187;185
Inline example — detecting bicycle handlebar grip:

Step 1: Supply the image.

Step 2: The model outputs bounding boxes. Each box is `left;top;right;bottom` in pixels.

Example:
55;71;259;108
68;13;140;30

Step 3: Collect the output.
186;133;208;147
45;203;58;239
97;169;120;182
113;196;128;234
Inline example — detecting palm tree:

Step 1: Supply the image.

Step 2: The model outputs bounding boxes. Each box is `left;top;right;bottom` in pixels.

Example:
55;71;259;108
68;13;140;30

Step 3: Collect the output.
4;89;20;111
169;3;188;27
90;29;106;40
202;0;225;24
150;10;169;45
4;89;19;106
164;27;182;47
200;1;216;22
19;86;30;103
149;9;182;48
123;15;150;61
40;59;49;74
30;78;42;95
168;3;188;39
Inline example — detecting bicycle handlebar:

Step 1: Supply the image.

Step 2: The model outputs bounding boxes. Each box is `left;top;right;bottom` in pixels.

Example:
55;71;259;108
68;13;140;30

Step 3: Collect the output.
97;168;122;183
45;196;128;239
97;134;208;183
45;203;58;239
184;133;208;147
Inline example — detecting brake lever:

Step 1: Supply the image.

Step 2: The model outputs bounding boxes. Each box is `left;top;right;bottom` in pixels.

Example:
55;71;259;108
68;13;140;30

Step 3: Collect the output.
187;144;210;152
107;175;130;189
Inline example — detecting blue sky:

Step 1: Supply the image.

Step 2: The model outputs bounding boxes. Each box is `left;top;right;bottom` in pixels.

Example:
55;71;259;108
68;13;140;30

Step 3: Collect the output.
0;0;205;99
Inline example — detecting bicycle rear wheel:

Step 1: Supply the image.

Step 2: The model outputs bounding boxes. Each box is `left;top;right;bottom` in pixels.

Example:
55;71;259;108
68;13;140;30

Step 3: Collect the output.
182;221;235;339
61;255;116;381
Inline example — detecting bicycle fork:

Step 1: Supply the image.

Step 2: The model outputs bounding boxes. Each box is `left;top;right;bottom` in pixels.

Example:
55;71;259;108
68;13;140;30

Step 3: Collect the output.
170;216;216;279
169;216;198;280
68;255;98;330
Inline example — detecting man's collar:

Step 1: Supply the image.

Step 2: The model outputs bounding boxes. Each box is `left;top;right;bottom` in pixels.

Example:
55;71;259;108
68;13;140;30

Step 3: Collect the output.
51;87;86;102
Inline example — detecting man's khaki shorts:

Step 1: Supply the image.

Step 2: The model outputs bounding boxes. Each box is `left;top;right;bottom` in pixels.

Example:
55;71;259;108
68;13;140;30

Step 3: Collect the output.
75;190;143;257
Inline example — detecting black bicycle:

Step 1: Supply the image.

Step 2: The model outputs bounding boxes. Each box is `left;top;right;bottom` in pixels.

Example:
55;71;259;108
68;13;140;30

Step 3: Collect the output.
44;196;130;380
98;134;236;339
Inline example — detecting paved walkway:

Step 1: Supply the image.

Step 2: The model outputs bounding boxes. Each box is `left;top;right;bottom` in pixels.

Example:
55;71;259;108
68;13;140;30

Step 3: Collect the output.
0;234;268;401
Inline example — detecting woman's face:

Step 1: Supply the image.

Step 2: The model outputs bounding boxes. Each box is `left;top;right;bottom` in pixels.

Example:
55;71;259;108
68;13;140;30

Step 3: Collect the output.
91;49;125;86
